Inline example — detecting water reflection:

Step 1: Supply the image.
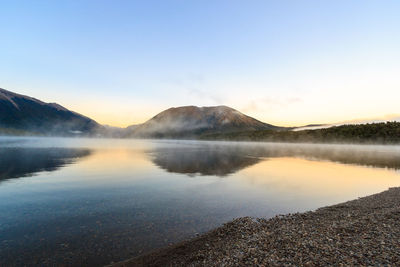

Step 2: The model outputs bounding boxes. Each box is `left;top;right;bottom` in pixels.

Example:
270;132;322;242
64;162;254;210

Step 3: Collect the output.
150;145;261;176
241;143;400;170
0;147;91;182
149;142;400;177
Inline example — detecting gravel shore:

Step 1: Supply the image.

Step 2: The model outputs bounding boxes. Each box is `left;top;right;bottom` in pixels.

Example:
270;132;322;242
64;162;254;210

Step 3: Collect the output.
113;187;400;266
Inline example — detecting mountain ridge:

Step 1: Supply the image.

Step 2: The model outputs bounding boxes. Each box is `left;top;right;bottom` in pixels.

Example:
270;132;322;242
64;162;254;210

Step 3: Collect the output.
0;88;101;136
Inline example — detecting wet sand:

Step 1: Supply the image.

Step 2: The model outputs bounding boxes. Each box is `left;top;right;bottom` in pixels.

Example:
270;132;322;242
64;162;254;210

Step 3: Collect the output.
114;187;400;266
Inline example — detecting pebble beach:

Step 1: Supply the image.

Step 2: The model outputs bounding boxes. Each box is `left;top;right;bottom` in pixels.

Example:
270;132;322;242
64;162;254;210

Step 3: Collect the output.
114;187;400;266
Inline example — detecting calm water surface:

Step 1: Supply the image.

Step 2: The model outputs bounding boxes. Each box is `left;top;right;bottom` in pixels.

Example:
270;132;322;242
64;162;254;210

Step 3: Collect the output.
1;137;400;266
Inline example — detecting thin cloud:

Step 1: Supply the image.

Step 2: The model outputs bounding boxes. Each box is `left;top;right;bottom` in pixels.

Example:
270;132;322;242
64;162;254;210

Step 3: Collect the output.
186;88;222;104
241;96;303;113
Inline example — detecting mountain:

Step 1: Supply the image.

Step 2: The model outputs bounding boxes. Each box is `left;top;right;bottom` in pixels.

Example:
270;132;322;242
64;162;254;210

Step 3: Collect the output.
125;105;280;138
0;88;101;136
0;89;282;138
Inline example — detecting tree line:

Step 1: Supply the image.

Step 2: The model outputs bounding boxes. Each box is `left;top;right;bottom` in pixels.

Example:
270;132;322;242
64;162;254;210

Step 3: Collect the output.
200;122;400;144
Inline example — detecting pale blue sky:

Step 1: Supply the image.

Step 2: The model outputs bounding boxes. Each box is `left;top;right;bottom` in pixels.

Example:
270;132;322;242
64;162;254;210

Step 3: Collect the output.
1;0;399;126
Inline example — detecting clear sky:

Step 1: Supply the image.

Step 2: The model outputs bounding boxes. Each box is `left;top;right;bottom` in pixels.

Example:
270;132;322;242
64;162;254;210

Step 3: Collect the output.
1;0;399;127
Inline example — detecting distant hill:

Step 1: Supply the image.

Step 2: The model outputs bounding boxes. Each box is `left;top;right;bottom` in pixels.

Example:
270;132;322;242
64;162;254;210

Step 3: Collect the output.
0;88;101;136
125;105;281;138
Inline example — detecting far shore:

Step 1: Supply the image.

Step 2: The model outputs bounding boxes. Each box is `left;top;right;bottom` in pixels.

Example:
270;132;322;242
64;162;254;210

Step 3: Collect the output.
113;187;400;266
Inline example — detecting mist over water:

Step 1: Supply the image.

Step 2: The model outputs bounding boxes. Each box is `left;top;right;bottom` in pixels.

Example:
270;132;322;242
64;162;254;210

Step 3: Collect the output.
1;137;400;266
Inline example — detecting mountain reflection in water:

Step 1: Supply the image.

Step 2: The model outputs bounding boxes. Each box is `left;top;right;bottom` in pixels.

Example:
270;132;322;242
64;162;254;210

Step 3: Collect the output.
0;147;91;182
150;146;261;176
149;142;400;177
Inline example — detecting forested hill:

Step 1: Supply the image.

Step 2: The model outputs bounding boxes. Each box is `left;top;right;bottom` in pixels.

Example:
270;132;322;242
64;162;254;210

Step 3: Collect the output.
200;122;400;144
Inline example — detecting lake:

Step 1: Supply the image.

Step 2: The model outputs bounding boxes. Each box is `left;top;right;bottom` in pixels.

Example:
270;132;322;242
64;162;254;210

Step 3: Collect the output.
1;137;400;266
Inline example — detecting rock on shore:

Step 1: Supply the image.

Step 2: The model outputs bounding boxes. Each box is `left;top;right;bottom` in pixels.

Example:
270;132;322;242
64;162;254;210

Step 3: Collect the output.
114;187;400;266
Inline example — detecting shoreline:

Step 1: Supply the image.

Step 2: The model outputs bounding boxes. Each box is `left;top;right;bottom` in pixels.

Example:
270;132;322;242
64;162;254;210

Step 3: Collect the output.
113;187;400;266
